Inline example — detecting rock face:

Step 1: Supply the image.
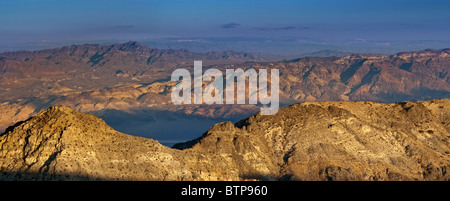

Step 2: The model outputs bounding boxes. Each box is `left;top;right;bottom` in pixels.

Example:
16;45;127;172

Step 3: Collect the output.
0;106;186;180
1;99;449;181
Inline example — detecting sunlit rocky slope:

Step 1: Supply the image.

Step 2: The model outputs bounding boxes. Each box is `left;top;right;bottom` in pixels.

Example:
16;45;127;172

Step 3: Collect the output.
1;99;448;181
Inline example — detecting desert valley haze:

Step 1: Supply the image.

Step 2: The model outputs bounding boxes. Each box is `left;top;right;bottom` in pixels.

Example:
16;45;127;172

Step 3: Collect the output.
0;0;449;183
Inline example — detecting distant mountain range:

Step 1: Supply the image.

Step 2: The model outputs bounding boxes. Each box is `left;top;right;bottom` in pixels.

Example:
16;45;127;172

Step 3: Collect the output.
299;49;354;57
0;42;449;143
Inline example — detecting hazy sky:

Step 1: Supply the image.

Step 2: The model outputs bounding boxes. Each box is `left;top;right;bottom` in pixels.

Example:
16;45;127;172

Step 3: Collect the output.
1;0;450;54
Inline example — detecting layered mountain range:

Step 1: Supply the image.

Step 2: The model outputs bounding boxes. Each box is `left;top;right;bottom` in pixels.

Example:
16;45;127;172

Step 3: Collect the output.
0;42;449;180
0;99;448;181
0;42;449;142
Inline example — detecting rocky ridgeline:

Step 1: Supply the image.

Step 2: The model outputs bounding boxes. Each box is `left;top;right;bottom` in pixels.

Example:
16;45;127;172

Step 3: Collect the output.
1;99;449;181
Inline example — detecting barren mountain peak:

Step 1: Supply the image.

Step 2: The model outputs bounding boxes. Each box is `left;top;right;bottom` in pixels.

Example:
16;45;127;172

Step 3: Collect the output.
2;100;448;181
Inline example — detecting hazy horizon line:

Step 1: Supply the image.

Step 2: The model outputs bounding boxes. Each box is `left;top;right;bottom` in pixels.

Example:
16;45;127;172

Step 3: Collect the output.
1;38;450;59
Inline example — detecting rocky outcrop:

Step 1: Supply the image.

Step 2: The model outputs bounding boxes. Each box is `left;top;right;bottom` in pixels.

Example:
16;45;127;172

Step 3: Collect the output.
1;99;449;181
0;106;268;181
0;106;185;180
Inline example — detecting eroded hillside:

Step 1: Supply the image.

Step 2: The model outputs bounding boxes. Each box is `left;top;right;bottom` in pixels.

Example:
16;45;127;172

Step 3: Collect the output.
1;99;449;181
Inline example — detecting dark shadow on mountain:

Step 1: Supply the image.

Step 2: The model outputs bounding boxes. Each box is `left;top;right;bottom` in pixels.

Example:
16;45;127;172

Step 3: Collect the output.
371;89;450;103
302;64;316;80
0;171;104;181
171;134;204;150
1;118;31;136
349;65;381;94
340;58;367;84
399;63;413;72
234;117;251;129
239;173;282;181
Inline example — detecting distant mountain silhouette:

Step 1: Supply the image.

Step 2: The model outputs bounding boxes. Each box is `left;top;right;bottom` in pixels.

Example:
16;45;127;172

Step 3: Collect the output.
300;49;354;57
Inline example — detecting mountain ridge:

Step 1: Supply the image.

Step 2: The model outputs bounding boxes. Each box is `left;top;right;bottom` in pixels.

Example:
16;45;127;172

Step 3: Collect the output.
0;43;449;142
1;99;449;181
0;41;265;69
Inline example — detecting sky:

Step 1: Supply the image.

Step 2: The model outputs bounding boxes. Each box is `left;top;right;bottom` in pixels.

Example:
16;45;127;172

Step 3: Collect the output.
1;0;450;55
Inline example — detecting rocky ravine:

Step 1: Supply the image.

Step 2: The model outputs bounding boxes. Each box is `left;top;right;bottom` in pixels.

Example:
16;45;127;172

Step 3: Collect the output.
1;99;449;181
